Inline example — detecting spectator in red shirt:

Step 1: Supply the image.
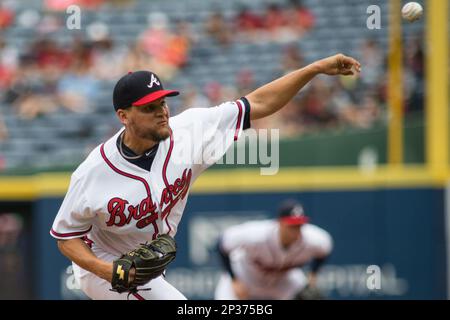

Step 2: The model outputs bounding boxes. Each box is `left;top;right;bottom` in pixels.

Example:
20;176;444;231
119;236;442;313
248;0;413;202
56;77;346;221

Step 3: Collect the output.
290;0;316;31
45;0;104;11
264;4;288;31
235;6;263;32
0;3;14;29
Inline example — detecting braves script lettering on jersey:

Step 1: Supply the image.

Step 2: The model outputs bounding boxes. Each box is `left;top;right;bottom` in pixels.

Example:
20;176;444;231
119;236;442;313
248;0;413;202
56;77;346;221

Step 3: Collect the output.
50;99;249;300
215;220;332;300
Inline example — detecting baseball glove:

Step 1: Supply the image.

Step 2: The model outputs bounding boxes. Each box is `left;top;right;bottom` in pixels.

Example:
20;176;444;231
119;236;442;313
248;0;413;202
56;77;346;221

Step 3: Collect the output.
111;234;177;293
293;285;325;300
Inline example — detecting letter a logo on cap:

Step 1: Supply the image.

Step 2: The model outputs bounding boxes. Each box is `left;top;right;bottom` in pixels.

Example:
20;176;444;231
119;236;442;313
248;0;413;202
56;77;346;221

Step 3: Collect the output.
291;205;304;217
147;74;161;88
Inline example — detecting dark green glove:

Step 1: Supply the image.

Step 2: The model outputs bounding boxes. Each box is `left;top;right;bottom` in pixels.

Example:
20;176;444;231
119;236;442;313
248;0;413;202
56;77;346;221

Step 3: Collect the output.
111;234;177;293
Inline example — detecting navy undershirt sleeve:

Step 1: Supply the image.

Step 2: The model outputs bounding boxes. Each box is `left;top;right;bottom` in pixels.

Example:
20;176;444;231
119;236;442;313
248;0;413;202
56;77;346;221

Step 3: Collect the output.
240;96;251;130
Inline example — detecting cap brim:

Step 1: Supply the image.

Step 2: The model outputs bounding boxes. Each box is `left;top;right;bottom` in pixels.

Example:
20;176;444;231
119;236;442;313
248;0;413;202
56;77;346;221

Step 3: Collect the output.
132;90;179;106
279;216;309;225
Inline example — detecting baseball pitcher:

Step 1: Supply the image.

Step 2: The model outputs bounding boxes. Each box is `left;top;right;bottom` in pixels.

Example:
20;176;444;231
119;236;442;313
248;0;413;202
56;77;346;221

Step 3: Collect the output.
50;54;360;300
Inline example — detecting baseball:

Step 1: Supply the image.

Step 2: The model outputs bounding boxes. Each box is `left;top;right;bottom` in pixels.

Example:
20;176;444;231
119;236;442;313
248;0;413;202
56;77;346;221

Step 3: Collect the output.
402;2;423;22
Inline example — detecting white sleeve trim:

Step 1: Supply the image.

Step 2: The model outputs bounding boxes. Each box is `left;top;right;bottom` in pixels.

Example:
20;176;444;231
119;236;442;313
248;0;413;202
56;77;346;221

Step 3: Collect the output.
50;226;92;240
233;99;245;141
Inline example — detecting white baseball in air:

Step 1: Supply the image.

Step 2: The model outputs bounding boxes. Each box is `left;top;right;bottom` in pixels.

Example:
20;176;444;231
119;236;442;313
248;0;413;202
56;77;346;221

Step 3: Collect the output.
402;2;423;22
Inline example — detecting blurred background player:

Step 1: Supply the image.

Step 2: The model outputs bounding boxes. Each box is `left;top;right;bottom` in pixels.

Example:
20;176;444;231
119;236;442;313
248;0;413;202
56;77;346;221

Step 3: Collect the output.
215;199;332;300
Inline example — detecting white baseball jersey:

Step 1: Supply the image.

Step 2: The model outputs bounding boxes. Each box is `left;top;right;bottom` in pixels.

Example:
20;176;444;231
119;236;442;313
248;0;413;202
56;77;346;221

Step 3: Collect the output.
50;99;249;299
215;220;333;299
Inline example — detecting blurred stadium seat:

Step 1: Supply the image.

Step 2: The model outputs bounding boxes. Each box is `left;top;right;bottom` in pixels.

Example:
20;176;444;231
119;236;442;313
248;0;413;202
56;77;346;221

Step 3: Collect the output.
0;0;427;172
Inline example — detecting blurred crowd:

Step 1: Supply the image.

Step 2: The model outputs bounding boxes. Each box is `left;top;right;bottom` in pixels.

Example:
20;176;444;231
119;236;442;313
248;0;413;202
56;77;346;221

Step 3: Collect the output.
205;0;315;47
253;37;425;135
0;0;425;144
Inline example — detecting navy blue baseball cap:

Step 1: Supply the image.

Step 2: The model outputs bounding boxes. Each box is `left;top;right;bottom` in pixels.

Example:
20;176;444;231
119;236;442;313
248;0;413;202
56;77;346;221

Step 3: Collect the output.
113;71;179;111
278;200;309;225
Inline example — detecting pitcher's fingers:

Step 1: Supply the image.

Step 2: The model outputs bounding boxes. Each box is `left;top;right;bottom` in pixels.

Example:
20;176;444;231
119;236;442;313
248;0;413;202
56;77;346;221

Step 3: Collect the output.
345;56;362;72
